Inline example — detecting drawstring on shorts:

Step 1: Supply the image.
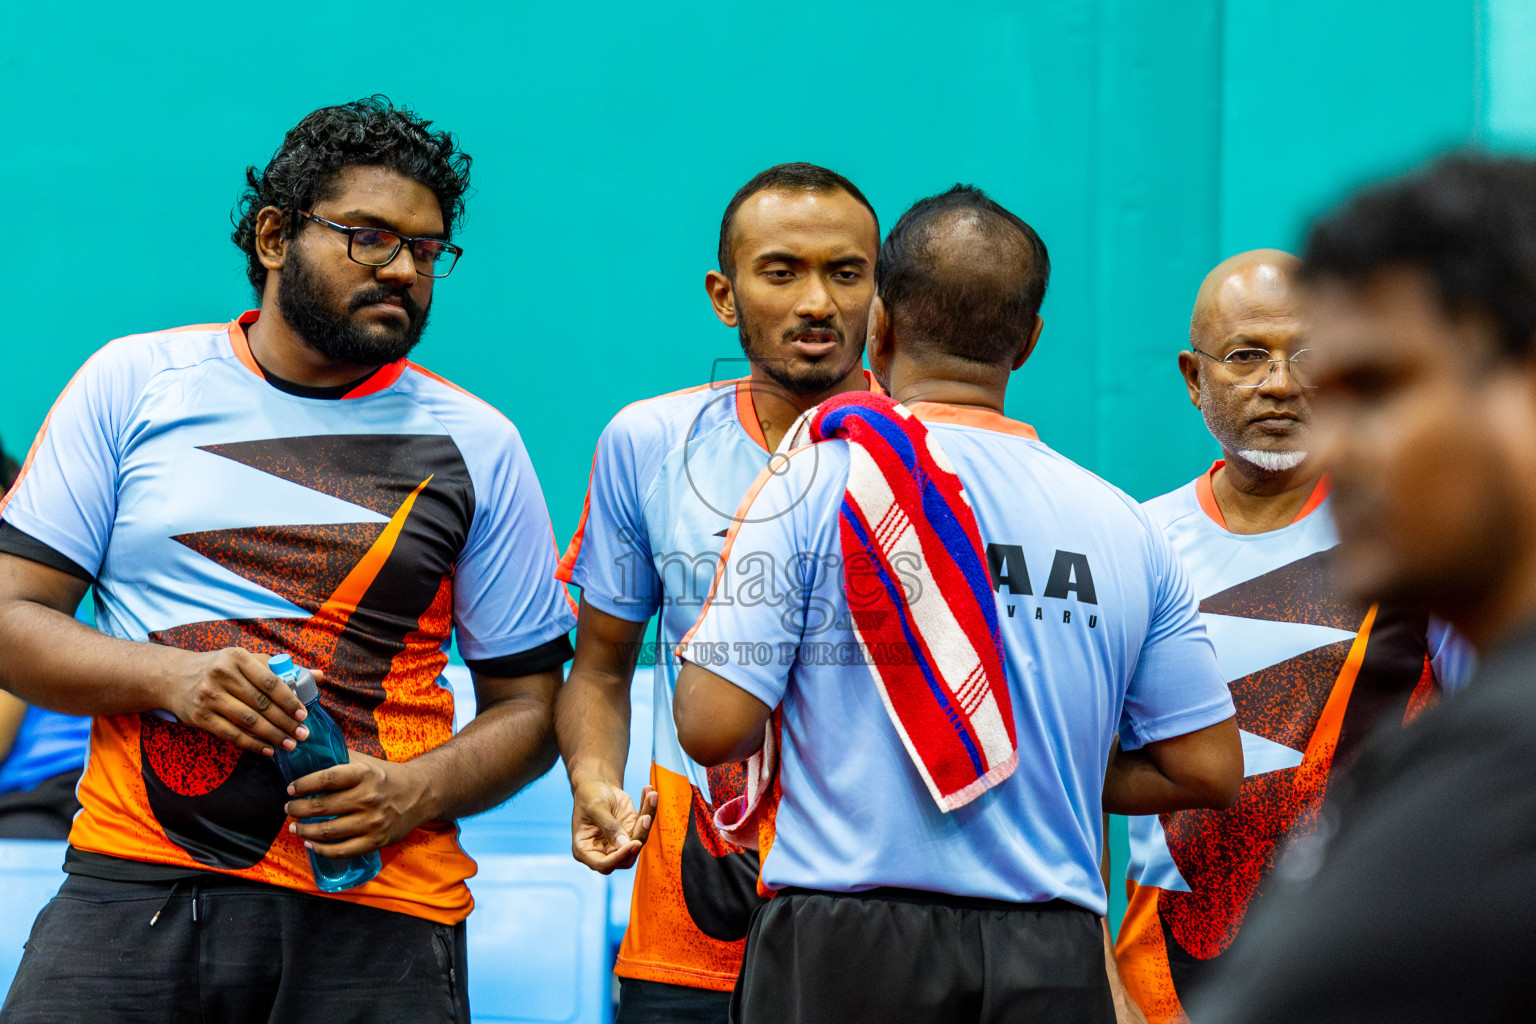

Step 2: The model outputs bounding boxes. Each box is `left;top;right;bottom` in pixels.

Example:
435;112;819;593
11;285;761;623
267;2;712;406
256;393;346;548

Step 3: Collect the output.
148;881;200;926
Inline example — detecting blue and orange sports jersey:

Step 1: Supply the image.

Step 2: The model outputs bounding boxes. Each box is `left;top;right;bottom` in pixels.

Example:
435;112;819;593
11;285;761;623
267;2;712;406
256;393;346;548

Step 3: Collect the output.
558;374;875;991
0;311;576;925
680;404;1234;913
1115;462;1473;1024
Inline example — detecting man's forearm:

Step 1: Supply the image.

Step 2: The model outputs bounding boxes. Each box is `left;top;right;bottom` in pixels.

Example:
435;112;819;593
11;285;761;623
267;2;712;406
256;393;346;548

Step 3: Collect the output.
410;682;560;821
1105;718;1243;815
0;599;175;716
556;668;632;790
2;555;309;756
1103;748;1224;815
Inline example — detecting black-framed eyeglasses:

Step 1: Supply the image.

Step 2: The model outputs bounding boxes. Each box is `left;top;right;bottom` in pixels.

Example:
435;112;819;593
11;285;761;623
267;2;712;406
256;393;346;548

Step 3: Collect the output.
298;210;463;278
1192;345;1317;389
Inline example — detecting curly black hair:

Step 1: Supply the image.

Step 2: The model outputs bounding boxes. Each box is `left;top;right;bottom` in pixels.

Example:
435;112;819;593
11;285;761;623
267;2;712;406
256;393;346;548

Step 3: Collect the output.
1302;154;1536;361
232;96;472;297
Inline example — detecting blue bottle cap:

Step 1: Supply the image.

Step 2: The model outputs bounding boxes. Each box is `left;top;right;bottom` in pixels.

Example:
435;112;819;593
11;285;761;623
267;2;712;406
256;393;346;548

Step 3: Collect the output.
268;653;296;679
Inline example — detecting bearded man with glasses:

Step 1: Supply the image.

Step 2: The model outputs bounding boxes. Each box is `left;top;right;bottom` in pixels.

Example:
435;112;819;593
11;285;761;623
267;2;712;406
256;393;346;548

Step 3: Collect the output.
1106;249;1473;1023
0;97;575;1022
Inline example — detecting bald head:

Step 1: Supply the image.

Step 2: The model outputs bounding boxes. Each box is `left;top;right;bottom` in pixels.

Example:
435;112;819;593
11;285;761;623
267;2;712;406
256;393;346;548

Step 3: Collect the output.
878;185;1050;366
1191;249;1301;347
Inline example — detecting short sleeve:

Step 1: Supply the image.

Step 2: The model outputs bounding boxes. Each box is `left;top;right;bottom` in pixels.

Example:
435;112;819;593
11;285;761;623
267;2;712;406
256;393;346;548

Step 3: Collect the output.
452;424;576;673
1427;618;1476;696
558;411;663;622
0;345;132;580
679;449;836;710
1119;523;1235;749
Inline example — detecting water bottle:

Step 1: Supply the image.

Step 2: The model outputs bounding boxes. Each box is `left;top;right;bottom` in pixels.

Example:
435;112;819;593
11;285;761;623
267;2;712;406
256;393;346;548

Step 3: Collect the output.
268;653;381;892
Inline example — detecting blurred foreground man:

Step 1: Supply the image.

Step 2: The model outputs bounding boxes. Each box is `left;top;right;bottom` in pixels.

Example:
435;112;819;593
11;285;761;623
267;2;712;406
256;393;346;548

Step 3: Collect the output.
555;163;882;1022
1113;251;1470;1021
0;98;575;1022
673;186;1242;1024
1195;156;1536;1022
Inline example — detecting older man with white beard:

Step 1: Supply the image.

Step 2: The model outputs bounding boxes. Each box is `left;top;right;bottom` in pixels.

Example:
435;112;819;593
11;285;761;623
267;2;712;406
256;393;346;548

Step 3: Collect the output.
1107;250;1472;1023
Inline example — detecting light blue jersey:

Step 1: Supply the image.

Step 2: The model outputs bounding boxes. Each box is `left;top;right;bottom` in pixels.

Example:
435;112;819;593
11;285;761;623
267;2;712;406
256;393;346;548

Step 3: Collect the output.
558;373;878;987
560;380;780;798
683;403;1234;913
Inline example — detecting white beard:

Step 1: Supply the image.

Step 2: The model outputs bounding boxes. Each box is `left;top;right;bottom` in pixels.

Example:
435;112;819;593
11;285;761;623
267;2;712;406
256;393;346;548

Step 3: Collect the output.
1238;448;1309;472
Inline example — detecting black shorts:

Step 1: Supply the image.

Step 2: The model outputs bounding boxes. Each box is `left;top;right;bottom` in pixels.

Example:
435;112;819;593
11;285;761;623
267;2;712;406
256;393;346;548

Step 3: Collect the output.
0;873;470;1023
730;887;1113;1024
616;978;731;1024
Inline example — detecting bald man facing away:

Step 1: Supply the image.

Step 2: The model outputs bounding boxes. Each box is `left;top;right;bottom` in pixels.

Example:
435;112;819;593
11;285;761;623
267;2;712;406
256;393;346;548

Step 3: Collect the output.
671;186;1241;1024
1110;251;1473;1023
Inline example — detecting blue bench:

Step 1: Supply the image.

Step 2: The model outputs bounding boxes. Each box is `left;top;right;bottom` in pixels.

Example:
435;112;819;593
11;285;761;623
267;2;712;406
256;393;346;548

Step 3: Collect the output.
0;840;67;992
450;662;654;1022
463;853;611;1023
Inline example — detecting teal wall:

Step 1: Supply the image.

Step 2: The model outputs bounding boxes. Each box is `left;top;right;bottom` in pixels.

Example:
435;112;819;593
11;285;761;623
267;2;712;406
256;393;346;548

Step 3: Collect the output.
9;0;1509;515
3;1;1527;928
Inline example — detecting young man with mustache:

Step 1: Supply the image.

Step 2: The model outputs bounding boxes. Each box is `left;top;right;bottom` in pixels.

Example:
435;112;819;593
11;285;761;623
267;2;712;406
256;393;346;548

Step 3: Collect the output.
555;163;881;1023
0;97;575;1022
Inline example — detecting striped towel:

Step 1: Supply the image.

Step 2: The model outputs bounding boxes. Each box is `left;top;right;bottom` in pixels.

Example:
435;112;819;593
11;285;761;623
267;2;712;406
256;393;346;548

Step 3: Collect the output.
816;392;1017;809
712;393;1016;854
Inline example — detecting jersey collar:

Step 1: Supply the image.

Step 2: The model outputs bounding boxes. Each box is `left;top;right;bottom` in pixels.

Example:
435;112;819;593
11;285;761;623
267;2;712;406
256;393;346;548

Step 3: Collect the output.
1196;459;1331;531
905;401;1039;440
734;369;885;452
227;309;408;400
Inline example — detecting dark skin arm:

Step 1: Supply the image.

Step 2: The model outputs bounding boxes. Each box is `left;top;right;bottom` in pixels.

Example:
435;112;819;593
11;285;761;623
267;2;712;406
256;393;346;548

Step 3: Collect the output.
0;690;26;763
285;665;562;859
684;644;1240;810
0;552;560;859
554;599;658;873
1102;717;1243;815
674;659;771;768
676;660;1239;802
0;553;310;753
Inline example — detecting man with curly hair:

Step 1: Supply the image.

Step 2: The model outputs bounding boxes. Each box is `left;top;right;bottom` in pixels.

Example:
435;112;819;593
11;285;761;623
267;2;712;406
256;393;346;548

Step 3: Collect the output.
0;97;575;1021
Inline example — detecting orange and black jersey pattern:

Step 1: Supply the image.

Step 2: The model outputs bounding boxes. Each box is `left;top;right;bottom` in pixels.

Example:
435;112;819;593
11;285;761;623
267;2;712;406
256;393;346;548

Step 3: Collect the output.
1115;468;1471;1023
